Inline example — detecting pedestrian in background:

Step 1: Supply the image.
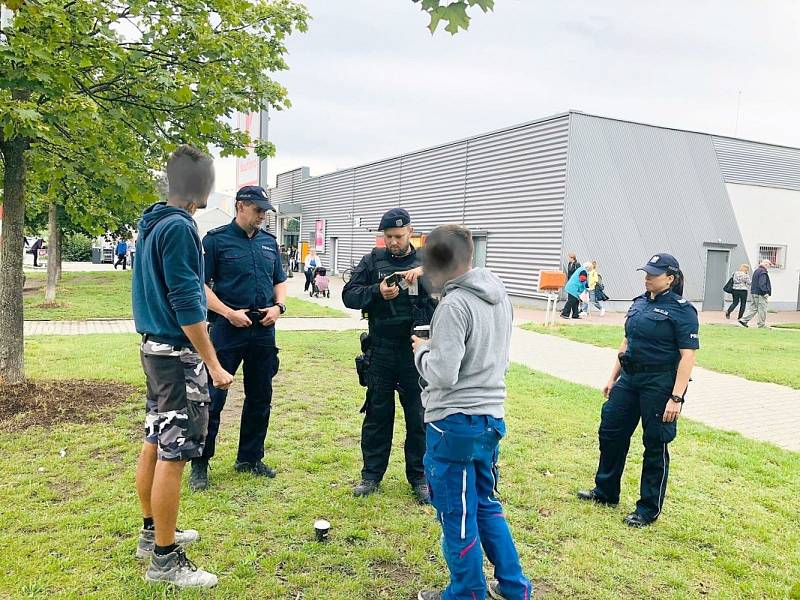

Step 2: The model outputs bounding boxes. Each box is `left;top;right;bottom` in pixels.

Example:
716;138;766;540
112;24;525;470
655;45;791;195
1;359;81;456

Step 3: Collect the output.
565;252;579;279
725;264;750;320
304;248;321;292
114;237;129;270
739;260;772;328
561;261;590;319
587;260;606;316
29;237;44;268
414;224;532;600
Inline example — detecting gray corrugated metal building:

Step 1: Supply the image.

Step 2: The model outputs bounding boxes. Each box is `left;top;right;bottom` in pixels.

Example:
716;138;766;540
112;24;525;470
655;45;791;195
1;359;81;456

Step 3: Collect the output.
270;111;800;310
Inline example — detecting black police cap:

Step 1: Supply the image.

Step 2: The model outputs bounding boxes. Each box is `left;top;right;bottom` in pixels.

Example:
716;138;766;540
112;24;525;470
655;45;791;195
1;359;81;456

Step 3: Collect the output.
236;185;274;211
378;208;411;231
638;253;680;276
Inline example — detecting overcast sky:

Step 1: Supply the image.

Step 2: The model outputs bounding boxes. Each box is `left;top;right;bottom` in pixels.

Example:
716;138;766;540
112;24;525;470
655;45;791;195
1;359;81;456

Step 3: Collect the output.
215;0;800;196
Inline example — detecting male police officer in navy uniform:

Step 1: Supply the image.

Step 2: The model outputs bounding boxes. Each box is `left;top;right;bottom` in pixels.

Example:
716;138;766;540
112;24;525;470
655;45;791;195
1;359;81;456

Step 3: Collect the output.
578;253;699;527
189;186;288;491
343;208;435;504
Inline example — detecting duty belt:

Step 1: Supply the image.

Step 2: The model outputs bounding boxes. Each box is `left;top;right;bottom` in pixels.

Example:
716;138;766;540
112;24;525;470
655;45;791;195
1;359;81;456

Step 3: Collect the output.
618;353;677;374
370;336;412;350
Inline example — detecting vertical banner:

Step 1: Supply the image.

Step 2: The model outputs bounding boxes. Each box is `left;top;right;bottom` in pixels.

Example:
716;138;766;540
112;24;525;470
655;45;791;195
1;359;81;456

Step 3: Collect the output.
236;111;261;189
314;219;326;252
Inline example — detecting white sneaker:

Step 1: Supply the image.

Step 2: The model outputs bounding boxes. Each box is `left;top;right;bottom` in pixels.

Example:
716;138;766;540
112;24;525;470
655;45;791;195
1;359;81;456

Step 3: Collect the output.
600;308;606;316
145;548;217;588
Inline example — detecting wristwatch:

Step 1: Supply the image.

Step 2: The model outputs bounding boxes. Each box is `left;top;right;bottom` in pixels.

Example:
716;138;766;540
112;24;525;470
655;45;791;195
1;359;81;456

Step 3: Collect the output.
276;303;286;315
669;394;685;404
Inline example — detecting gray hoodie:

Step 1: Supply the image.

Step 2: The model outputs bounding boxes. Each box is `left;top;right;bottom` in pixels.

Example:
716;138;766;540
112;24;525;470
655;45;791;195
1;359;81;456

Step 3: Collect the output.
414;268;512;423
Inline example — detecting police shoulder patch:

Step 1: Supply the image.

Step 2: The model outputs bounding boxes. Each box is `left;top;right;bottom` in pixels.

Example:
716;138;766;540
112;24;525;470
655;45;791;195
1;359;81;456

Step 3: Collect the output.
206;224;227;235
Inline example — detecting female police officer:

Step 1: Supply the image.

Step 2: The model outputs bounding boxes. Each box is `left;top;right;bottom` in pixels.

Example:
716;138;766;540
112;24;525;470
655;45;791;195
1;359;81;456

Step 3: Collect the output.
577;254;699;527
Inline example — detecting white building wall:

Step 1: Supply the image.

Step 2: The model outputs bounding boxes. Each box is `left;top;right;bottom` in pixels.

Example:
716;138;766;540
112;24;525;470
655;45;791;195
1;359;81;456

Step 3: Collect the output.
727;183;800;309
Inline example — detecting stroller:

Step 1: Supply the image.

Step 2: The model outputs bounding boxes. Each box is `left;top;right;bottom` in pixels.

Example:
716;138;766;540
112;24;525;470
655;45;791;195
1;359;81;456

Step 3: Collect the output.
310;267;330;298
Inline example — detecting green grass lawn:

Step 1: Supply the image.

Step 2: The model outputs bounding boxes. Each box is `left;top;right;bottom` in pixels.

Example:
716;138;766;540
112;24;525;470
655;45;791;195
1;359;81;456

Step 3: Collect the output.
23;271;345;320
522;322;800;390
774;323;800;330
3;332;799;598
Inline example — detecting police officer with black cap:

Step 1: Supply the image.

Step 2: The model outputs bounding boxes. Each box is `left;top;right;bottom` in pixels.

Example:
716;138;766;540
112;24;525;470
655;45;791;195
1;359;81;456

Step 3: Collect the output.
189;186;288;491
578;253;699;527
342;208;436;503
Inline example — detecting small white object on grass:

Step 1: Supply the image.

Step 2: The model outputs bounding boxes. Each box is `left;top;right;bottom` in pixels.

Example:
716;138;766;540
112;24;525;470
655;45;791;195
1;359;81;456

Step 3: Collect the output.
59;448;67;458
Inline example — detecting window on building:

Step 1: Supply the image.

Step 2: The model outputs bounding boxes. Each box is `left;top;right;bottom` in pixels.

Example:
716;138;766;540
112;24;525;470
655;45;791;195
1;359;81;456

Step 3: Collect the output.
472;234;488;268
758;244;787;269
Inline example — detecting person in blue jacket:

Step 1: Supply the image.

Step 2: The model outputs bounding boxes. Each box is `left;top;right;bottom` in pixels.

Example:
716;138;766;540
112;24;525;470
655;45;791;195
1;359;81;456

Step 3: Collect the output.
577;254;699;528
560;261;591;319
114;238;129;270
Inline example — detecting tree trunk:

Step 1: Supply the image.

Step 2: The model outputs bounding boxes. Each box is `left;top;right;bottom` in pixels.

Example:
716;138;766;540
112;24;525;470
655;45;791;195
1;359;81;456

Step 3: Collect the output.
56;225;63;281
45;203;60;303
0;136;29;384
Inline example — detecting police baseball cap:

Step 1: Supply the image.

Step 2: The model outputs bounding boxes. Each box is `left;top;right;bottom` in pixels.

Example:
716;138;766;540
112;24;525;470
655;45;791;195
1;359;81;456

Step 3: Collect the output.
639;253;680;275
236;185;274;211
378;208;411;231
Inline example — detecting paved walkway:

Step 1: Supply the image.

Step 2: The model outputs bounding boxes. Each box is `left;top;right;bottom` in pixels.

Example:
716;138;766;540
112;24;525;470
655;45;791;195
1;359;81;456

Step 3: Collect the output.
22;270;799;452
510;327;799;452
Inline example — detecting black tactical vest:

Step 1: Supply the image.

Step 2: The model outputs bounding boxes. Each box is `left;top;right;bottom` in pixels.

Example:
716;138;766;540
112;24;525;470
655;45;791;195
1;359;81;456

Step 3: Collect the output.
367;248;433;339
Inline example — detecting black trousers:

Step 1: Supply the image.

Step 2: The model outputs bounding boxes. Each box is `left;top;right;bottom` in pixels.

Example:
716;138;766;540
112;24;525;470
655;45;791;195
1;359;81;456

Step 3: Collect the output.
304;268;314;291
198;323;279;464
726;290;748;319
592;371;678;521
361;341;426;485
114;254;127;270
561;294;581;318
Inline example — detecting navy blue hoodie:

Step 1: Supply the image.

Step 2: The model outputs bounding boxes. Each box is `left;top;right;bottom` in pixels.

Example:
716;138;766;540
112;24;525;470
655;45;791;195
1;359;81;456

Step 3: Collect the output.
132;203;207;346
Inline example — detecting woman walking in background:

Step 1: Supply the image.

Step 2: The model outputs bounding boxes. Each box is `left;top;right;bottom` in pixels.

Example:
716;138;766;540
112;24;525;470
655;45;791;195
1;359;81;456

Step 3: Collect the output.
725;264;751;320
303;249;321;292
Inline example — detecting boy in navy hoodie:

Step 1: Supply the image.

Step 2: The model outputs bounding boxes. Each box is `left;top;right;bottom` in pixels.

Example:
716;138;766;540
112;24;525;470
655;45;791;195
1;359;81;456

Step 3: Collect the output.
132;145;233;588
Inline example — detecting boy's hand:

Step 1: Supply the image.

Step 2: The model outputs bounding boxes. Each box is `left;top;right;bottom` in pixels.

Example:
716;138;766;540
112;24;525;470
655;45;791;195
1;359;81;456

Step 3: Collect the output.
411;335;428;353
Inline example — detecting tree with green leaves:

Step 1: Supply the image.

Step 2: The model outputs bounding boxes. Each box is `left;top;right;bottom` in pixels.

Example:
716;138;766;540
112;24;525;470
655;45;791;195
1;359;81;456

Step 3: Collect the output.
0;0;308;384
412;0;494;34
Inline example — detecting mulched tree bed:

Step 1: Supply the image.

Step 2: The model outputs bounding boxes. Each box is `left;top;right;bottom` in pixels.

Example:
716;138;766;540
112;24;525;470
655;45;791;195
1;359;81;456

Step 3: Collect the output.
0;380;138;432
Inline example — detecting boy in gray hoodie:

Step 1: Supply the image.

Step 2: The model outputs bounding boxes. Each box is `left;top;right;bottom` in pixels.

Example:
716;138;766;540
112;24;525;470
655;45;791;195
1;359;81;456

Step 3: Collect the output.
413;225;532;600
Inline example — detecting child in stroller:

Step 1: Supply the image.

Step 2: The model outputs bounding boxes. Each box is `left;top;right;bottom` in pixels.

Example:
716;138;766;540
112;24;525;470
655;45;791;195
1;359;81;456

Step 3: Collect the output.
311;266;330;298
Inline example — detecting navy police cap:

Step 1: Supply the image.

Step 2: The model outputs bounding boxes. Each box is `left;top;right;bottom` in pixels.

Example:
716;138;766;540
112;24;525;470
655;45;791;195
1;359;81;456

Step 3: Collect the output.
378;208;411;231
236;185;274;211
639;253;680;276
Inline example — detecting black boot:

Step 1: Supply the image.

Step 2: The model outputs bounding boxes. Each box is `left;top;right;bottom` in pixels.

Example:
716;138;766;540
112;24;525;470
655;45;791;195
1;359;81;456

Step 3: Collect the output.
189;459;209;491
353;479;380;498
411;480;431;505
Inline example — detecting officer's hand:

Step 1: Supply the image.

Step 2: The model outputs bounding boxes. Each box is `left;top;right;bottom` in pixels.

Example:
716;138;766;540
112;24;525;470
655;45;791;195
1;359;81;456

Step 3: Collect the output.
400;267;424;285
602;379;616;398
259;306;281;327
380;276;400;300
209;366;234;390
663;399;682;423
227;309;252;328
411;335;428;353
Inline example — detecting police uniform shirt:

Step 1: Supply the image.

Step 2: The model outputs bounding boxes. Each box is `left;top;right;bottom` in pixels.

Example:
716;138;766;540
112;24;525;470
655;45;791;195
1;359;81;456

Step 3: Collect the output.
624;289;700;365
203;220;287;313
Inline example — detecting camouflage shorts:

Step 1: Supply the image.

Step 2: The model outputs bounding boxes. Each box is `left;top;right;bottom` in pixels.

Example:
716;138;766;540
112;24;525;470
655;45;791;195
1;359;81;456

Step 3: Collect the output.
141;340;210;461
